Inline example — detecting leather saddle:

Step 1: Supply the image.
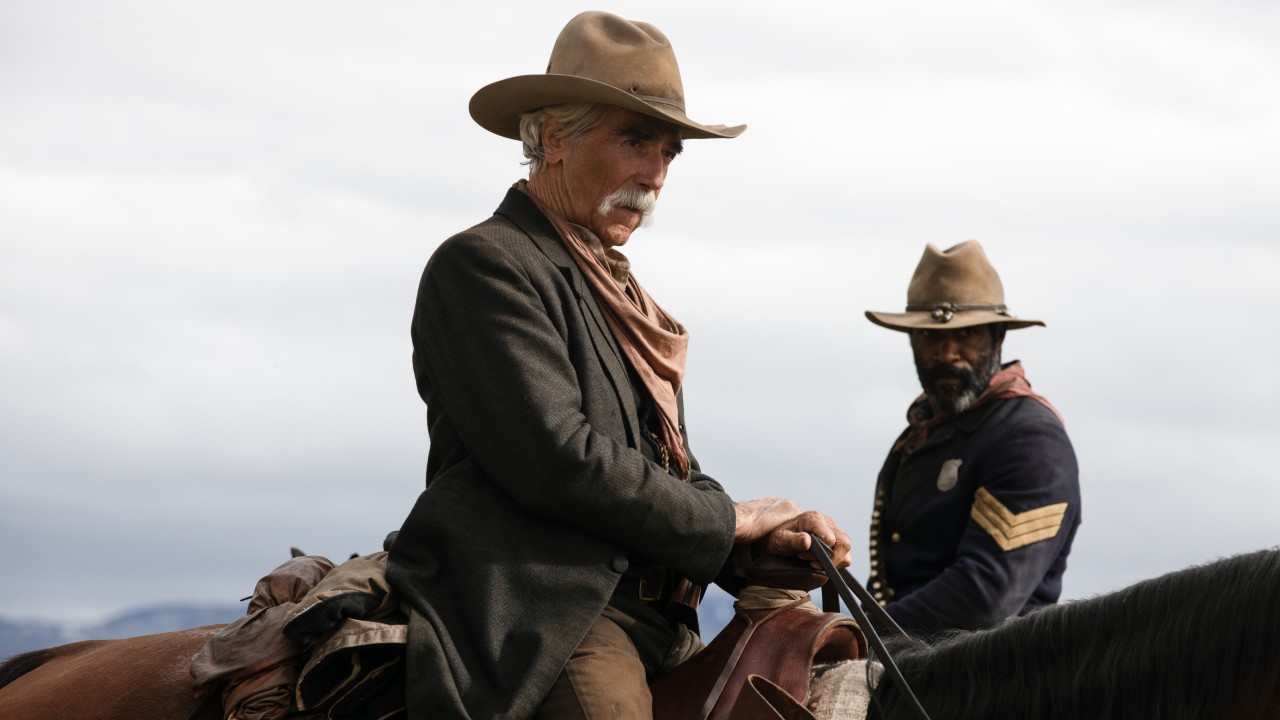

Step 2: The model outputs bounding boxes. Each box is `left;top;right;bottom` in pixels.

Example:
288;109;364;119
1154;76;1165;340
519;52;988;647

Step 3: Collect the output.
650;555;866;720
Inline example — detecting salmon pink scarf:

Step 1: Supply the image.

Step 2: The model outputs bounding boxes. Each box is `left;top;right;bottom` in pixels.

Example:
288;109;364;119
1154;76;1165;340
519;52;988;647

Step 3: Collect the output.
895;361;1063;456
518;182;692;479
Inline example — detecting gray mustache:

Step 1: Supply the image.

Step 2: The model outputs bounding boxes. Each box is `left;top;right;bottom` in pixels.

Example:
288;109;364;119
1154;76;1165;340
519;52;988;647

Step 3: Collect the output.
598;187;657;219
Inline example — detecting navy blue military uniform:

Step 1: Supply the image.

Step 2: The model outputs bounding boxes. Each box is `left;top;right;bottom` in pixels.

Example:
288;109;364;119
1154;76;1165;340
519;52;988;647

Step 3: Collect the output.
869;387;1081;635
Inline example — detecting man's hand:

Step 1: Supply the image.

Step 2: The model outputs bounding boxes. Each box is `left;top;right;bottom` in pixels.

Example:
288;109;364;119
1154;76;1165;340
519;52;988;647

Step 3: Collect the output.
759;510;853;570
733;497;804;544
733;498;853;570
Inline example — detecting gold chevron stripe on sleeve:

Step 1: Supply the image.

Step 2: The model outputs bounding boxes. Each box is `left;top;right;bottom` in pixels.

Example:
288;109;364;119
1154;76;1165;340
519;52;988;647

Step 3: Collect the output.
970;487;1068;552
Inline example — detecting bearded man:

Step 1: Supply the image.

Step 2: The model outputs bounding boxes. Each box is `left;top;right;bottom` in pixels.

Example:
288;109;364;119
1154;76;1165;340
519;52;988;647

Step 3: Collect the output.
864;240;1081;636
385;12;851;720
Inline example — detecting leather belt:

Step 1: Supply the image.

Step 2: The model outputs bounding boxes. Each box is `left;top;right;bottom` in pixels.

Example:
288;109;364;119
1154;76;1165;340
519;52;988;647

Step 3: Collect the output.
617;565;669;603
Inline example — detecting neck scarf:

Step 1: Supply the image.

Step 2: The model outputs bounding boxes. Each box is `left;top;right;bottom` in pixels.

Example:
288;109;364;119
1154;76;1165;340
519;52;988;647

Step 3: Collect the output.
894;361;1063;456
517;181;692;479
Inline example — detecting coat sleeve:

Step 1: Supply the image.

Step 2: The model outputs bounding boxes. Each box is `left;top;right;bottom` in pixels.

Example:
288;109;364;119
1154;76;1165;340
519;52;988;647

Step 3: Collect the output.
412;230;736;582
885;406;1080;633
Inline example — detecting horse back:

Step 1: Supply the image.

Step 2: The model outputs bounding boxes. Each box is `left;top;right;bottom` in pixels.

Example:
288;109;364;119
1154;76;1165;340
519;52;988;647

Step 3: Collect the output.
0;624;225;720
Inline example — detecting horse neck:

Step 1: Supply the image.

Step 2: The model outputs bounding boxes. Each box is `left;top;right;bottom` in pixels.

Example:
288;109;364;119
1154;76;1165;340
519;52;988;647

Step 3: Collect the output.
877;549;1280;720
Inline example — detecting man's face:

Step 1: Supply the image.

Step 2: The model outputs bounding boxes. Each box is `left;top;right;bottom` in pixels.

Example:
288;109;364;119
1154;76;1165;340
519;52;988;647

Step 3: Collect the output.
543;106;683;248
910;325;1005;413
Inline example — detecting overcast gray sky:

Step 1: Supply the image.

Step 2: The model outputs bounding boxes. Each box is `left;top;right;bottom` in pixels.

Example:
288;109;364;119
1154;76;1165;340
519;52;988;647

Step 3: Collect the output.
2;0;1277;624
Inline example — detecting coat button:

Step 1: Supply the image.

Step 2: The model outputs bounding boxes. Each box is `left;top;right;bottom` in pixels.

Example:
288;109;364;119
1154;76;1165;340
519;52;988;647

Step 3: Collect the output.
611;556;629;574
891;532;902;543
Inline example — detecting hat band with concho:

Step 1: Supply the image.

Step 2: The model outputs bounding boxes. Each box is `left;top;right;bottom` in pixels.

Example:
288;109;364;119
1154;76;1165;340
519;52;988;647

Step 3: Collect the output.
866;240;1045;332
468;11;745;141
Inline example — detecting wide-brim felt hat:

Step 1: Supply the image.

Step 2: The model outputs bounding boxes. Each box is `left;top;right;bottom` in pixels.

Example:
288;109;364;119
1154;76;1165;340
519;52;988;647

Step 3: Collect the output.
866;240;1045;332
469;11;746;141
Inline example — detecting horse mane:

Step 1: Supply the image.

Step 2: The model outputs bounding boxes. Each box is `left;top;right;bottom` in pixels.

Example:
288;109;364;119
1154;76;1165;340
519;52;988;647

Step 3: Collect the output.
0;648;58;692
875;548;1280;720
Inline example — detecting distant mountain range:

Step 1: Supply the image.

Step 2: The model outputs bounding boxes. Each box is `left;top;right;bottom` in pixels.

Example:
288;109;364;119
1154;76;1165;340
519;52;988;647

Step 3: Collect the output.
1;591;743;661
0;603;244;660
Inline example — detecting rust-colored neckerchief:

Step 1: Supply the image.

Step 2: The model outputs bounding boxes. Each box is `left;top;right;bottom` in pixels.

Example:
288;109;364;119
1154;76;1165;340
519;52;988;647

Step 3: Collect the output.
893;361;1063;456
516;181;692;479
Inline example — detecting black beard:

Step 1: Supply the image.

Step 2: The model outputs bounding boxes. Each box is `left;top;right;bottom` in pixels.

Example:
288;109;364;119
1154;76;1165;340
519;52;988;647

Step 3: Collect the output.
915;351;1002;414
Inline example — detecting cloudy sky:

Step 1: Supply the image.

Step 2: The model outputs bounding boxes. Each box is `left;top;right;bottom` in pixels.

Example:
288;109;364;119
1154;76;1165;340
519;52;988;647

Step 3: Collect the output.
2;0;1277;625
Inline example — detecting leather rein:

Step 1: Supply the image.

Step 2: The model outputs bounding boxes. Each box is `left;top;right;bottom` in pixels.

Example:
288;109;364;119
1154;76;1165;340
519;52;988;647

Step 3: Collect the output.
809;533;932;720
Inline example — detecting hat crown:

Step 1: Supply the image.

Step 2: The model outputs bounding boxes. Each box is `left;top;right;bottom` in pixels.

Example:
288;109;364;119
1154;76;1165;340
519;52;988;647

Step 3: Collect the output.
468;12;744;141
906;241;1005;306
865;240;1043;331
548;11;685;112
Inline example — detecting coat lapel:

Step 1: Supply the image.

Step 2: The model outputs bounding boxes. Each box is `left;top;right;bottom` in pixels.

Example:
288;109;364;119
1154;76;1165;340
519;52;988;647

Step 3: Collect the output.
495;189;641;443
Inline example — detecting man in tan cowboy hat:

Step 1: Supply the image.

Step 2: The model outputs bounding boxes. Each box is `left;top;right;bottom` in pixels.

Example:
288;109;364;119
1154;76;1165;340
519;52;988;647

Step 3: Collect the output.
863;240;1081;636
385;11;851;720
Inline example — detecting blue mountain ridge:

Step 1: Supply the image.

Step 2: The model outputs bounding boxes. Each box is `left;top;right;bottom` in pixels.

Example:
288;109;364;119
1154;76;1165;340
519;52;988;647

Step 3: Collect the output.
0;603;244;660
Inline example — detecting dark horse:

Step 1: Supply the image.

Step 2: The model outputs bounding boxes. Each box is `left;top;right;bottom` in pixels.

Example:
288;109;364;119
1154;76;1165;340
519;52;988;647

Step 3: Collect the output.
2;549;1279;719
873;547;1280;720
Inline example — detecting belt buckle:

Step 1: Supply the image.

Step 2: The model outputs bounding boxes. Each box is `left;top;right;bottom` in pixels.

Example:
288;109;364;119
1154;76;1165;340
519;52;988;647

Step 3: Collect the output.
638;566;666;602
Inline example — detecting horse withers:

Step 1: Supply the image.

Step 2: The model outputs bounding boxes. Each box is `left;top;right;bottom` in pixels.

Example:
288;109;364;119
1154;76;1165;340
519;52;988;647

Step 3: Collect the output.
0;624;223;720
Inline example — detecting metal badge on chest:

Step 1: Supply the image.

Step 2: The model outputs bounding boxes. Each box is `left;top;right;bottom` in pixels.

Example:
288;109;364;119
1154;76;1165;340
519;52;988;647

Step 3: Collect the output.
936;458;963;492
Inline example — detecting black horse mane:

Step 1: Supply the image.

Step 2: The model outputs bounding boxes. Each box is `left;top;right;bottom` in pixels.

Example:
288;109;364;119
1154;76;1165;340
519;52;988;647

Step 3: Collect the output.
0;647;56;692
875;548;1280;720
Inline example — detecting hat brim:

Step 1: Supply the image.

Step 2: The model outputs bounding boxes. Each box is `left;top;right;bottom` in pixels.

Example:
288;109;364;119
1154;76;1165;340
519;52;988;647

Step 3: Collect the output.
469;74;746;141
865;310;1045;332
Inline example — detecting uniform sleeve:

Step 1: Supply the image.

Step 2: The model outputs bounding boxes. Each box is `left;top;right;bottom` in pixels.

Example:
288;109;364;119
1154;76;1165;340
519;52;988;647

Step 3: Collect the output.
413;232;735;581
886;405;1080;634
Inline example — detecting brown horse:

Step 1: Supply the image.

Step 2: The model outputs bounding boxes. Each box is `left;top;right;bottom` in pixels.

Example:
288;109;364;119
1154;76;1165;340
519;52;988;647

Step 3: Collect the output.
0;624;223;720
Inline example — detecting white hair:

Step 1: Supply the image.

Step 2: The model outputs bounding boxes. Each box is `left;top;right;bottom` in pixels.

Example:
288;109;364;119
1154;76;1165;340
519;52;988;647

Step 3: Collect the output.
518;103;610;174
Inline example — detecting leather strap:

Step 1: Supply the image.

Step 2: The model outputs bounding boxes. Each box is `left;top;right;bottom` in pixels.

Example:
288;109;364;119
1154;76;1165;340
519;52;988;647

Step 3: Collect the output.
698;596;811;720
820;570;909;640
808;534;931;720
727;675;818;720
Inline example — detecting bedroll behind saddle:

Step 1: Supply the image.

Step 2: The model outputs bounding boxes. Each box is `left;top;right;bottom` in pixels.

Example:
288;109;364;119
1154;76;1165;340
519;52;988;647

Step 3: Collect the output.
650;555;866;720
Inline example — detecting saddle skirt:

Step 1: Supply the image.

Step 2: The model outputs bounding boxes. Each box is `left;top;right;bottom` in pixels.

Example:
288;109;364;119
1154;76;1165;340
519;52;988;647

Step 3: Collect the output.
651;556;867;720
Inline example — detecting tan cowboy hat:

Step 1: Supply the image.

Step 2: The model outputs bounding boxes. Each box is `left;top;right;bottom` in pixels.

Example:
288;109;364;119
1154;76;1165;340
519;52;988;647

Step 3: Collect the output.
469;11;746;141
866;240;1045;332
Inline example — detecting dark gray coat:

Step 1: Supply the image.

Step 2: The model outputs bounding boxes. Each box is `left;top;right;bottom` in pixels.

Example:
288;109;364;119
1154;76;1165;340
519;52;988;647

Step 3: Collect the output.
386;188;737;720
